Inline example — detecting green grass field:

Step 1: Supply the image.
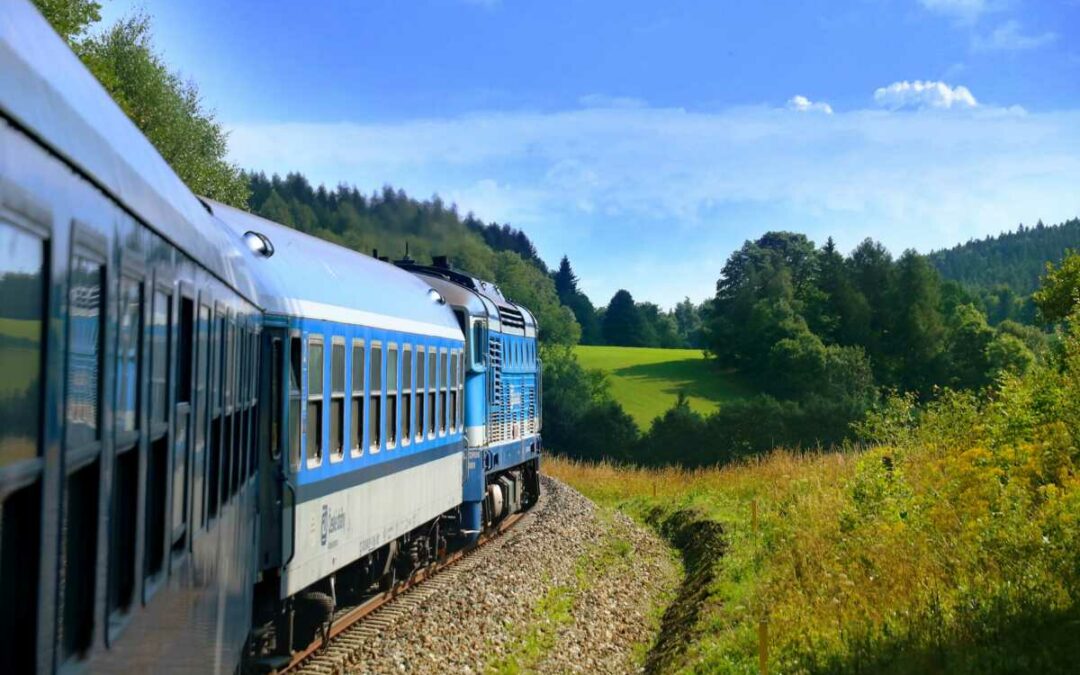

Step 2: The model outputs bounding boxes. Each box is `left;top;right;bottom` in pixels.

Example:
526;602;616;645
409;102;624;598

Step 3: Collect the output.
573;345;750;428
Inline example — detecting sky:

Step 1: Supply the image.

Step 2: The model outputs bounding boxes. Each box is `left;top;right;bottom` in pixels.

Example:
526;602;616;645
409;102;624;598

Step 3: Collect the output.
100;0;1080;308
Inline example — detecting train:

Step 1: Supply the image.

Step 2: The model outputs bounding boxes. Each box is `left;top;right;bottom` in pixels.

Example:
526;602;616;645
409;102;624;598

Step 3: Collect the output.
0;1;542;672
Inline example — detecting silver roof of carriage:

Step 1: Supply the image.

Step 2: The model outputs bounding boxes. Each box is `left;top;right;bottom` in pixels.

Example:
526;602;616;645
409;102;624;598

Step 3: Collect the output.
0;0;262;299
207;200;464;340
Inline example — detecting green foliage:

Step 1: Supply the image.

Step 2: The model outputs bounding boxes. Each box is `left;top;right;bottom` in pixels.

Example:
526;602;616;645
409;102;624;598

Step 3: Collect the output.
552;256;603;344
552;312;1080;673
930;218;1080;295
540;344;638;461
33;0;100;41
1033;251;1080;324
602;289;654;347
36;2;250;206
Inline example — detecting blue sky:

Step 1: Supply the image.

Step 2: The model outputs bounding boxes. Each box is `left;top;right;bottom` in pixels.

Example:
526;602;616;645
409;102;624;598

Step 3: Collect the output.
101;0;1080;307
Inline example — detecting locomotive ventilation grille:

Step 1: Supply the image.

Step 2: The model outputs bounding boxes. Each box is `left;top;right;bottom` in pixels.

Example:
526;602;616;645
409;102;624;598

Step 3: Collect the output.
498;304;526;331
487;336;537;443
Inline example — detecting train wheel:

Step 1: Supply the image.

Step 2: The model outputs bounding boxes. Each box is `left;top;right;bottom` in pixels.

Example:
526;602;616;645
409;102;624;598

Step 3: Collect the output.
292;591;334;651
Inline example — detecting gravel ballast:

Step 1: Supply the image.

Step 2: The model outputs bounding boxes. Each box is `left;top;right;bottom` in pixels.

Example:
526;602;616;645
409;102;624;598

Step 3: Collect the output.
343;475;678;674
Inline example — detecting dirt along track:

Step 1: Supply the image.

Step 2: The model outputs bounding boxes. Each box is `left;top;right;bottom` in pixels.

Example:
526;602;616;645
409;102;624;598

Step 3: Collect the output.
289;476;678;675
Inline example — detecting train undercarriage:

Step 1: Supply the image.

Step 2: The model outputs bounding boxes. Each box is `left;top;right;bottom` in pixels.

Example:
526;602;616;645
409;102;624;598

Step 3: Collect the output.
247;458;540;670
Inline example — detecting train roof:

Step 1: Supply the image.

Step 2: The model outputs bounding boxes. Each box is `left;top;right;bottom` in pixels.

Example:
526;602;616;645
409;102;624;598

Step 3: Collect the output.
0;0;260;299
207;200;464;340
396;261;538;338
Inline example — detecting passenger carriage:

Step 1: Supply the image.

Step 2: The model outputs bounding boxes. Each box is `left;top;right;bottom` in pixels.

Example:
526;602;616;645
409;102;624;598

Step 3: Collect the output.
1;1;264;671
210;203;471;656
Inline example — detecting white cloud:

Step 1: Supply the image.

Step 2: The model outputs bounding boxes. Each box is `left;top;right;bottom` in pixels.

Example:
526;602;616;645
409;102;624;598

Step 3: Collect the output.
227;101;1080;303
873;80;978;110
787;95;833;115
918;0;989;22
972;20;1057;52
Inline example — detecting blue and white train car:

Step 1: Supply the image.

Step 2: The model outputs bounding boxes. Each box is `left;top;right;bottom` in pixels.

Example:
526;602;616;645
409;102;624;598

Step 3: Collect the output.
1;2;265;672
209;203;470;652
396;257;542;538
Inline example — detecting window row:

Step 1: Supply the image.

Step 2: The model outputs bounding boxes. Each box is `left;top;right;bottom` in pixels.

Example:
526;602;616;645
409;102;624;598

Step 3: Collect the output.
288;335;465;470
0;217;262;666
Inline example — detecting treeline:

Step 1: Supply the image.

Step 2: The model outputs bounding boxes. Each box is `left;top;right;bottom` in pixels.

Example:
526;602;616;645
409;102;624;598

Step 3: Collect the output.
246;172;581;345
929;217;1080;324
552;257;706;348
548;235;1073;468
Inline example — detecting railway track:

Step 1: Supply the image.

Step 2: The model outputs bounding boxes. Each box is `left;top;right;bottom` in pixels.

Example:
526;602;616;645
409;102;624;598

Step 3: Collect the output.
278;493;544;675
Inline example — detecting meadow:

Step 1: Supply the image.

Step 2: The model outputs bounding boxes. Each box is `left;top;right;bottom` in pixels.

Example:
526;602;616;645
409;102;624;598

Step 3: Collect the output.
548;326;1080;673
573;345;749;428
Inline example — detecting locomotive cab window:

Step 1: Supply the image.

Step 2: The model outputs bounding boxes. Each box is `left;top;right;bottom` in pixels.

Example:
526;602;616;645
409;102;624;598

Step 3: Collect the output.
330;338;345;461
351;340;365;457
306;336;324;466
369;341;382;452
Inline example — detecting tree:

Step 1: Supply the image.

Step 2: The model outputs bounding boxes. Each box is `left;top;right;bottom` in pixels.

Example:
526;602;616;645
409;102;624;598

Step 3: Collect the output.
1033;252;1080;324
35;3;250;206
603;290;652;347
34;0;100;41
552;256;603;345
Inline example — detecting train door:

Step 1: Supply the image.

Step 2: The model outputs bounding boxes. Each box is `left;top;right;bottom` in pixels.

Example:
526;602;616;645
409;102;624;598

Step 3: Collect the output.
257;326;289;572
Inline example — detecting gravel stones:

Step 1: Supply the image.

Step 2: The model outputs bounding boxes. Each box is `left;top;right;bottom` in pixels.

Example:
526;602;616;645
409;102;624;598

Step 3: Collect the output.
329;476;677;675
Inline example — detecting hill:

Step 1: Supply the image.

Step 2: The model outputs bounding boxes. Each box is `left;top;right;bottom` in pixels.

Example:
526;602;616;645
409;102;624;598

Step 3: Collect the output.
929;217;1080;295
573;346;750;428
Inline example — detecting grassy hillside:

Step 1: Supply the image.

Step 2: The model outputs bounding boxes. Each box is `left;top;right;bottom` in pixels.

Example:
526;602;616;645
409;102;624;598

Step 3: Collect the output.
574;346;750;428
547;326;1080;673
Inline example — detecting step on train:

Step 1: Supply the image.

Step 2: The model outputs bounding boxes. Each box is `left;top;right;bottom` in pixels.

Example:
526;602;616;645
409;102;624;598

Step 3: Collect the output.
0;1;542;672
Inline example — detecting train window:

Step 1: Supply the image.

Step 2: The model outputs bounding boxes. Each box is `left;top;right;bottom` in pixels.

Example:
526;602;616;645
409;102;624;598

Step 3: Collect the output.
289;336;301;471
116;276;142;433
207;314;224;521
470;319;485;371
439;350;447;435
369;342;382;452
415;348;425;443
108;445;138;620
151;290;171;424
66;255;104;449
306;337;324;466
350;341;365;457
270;337;283;459
450;351;459;432
427;350;437;437
330;339;345;461
0;224;45;468
178;297;194;403
0;223;45;672
402;346;412;444
194;304;210;528
387;345;398;448
61;459;99;661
